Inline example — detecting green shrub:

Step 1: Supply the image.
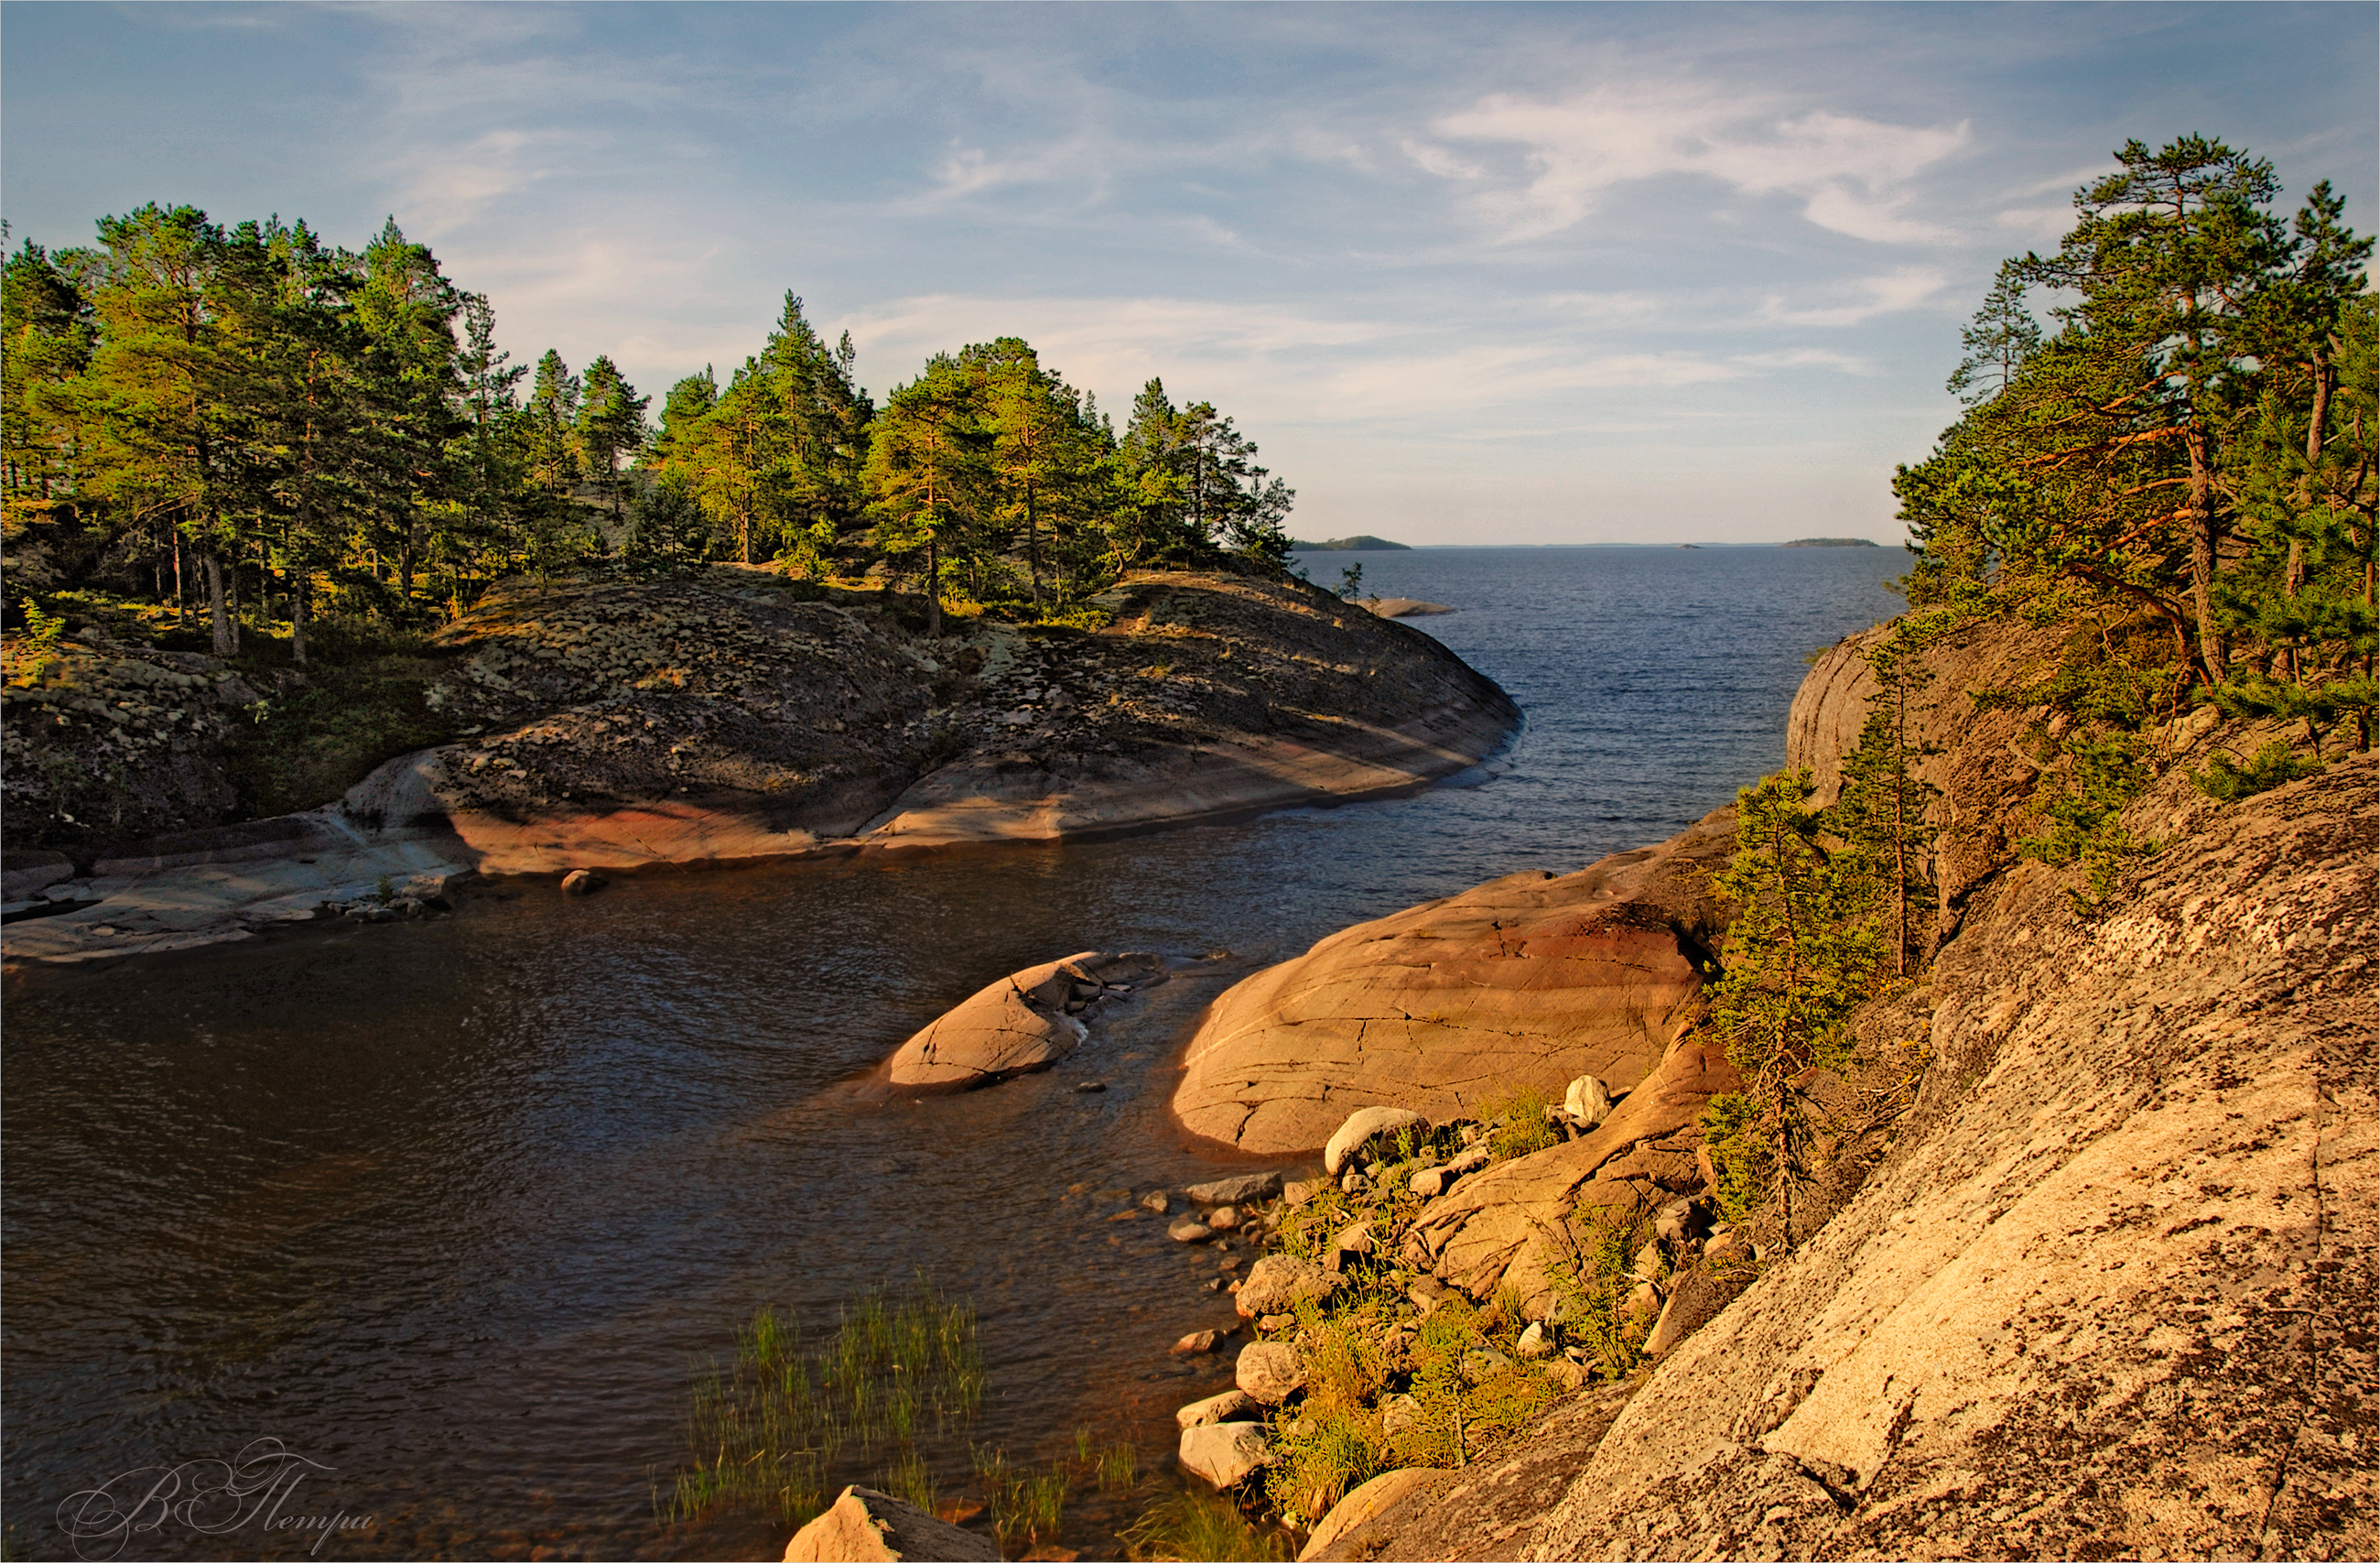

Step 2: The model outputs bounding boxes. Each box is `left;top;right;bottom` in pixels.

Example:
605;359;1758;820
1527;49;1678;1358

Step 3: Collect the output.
2190;738;2319;801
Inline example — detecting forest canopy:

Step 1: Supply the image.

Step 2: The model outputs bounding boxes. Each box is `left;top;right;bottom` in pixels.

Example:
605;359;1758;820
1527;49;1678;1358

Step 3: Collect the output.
1;205;1297;657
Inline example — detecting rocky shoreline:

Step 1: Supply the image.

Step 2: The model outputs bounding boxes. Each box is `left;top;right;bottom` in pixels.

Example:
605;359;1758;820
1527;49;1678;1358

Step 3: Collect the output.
3;566;1517;969
1095;612;2375;1563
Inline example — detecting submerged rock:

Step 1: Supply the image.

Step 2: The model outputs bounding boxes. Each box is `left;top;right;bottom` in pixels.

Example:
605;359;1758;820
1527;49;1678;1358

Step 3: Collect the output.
883;950;1163;1091
782;1485;998;1561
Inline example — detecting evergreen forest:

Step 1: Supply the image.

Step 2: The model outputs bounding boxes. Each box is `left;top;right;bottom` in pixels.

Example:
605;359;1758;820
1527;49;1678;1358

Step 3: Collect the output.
2;205;1298;658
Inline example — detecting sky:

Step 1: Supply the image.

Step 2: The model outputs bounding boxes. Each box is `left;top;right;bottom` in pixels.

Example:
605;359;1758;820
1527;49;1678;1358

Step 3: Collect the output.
4;2;2375;546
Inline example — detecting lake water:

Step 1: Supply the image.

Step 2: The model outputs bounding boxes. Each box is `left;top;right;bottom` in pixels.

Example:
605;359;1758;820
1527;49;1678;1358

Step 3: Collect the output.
2;545;1905;1560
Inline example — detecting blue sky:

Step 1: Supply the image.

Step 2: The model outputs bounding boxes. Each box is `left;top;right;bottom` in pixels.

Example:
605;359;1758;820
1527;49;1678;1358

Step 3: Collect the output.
4;2;2374;544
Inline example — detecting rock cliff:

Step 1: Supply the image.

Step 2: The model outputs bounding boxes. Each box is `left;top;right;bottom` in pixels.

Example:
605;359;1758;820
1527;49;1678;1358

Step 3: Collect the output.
1296;615;2377;1561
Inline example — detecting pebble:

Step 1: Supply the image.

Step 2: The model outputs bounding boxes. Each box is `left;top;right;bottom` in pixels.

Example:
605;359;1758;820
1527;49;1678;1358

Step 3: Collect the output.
1073;1080;1108;1093
1206;1206;1240;1231
1168;1218;1217;1244
560;868;605;896
1171;1329;1225;1355
1140;1191;1171;1214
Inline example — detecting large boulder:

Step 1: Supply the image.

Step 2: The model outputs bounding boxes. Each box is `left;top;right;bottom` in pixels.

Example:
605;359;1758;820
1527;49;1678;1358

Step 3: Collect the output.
1171;809;1735;1154
883;951;1163;1090
783;1485;999;1561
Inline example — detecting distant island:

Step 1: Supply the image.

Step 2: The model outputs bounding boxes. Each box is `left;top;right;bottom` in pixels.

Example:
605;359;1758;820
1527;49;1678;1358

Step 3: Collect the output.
1780;537;1881;548
1291;535;1412;551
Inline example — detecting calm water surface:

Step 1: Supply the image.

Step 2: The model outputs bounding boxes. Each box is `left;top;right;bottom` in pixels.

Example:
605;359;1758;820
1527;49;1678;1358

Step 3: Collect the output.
3;547;1903;1560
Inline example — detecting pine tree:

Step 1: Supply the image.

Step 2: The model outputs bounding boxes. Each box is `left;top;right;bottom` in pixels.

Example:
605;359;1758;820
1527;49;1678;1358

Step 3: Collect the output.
1832;632;1944;976
865;355;990;635
1705;771;1885;1239
578;353;650;526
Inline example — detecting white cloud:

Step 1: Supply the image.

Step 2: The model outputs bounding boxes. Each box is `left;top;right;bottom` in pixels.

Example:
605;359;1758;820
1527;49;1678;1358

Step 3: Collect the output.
398;129;579;237
1759;267;1950;327
1416;87;1969;244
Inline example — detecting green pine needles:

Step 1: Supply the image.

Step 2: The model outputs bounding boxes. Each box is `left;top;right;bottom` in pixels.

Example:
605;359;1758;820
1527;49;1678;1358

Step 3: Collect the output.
1702;771;1888;1237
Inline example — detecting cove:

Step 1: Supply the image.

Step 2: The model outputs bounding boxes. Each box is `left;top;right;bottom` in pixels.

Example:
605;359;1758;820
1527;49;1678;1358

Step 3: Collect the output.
2;546;1906;1559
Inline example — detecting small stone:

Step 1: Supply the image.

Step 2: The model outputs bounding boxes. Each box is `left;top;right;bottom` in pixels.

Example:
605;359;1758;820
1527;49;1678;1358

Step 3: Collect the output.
1207;1205;1240;1230
560;868;605;896
1140;1191;1171;1214
1169;1218;1217;1244
1653;1197;1702;1244
1625;1281;1662;1321
1172;1329;1225;1356
1282;1178;1320;1206
1546;1360;1587;1391
1324;1106;1428;1176
1408;1276;1455;1317
1177;1421;1271;1489
1410;1167;1448;1199
1185;1172;1282;1206
1175;1388;1259;1428
1333;1221;1375;1257
1073;1080;1108;1093
1379;1393;1422;1437
1235;1254;1340;1319
1516;1321;1555;1359
1340;1171;1369;1195
1259;1313;1295;1332
1462;1348;1513;1382
1631;1240;1665;1283
1217;1256;1241;1272
1235;1341;1306;1405
1563;1074;1615;1128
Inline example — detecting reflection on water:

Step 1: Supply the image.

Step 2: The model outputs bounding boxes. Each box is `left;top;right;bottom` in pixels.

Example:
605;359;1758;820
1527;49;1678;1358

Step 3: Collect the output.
2;547;1903;1558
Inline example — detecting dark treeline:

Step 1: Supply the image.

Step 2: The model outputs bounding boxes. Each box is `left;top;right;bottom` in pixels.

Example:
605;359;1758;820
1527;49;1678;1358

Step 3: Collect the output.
1;204;1296;657
1896;135;2376;754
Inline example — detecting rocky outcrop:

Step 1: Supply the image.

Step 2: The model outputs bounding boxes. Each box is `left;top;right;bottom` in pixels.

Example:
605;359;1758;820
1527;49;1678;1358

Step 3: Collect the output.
5;564;1516;967
882;951;1165;1091
1171;807;1734;1154
0;633;261;851
1297;613;2377;1562
410;565;1515;873
782;1485;999;1562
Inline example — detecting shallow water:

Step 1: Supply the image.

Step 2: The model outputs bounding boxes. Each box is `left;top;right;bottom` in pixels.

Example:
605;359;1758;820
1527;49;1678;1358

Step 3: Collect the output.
2;545;1904;1559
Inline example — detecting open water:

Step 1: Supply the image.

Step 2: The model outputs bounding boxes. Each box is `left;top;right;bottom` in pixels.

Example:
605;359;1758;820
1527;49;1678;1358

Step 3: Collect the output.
2;545;1904;1560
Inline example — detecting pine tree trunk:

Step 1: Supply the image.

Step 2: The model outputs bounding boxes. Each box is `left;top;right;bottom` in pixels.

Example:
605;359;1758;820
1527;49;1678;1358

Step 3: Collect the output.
203;551;233;657
292;570;308;668
2185;428;2223;681
172;528;188;627
1027;484;1043;610
926;531;942;637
